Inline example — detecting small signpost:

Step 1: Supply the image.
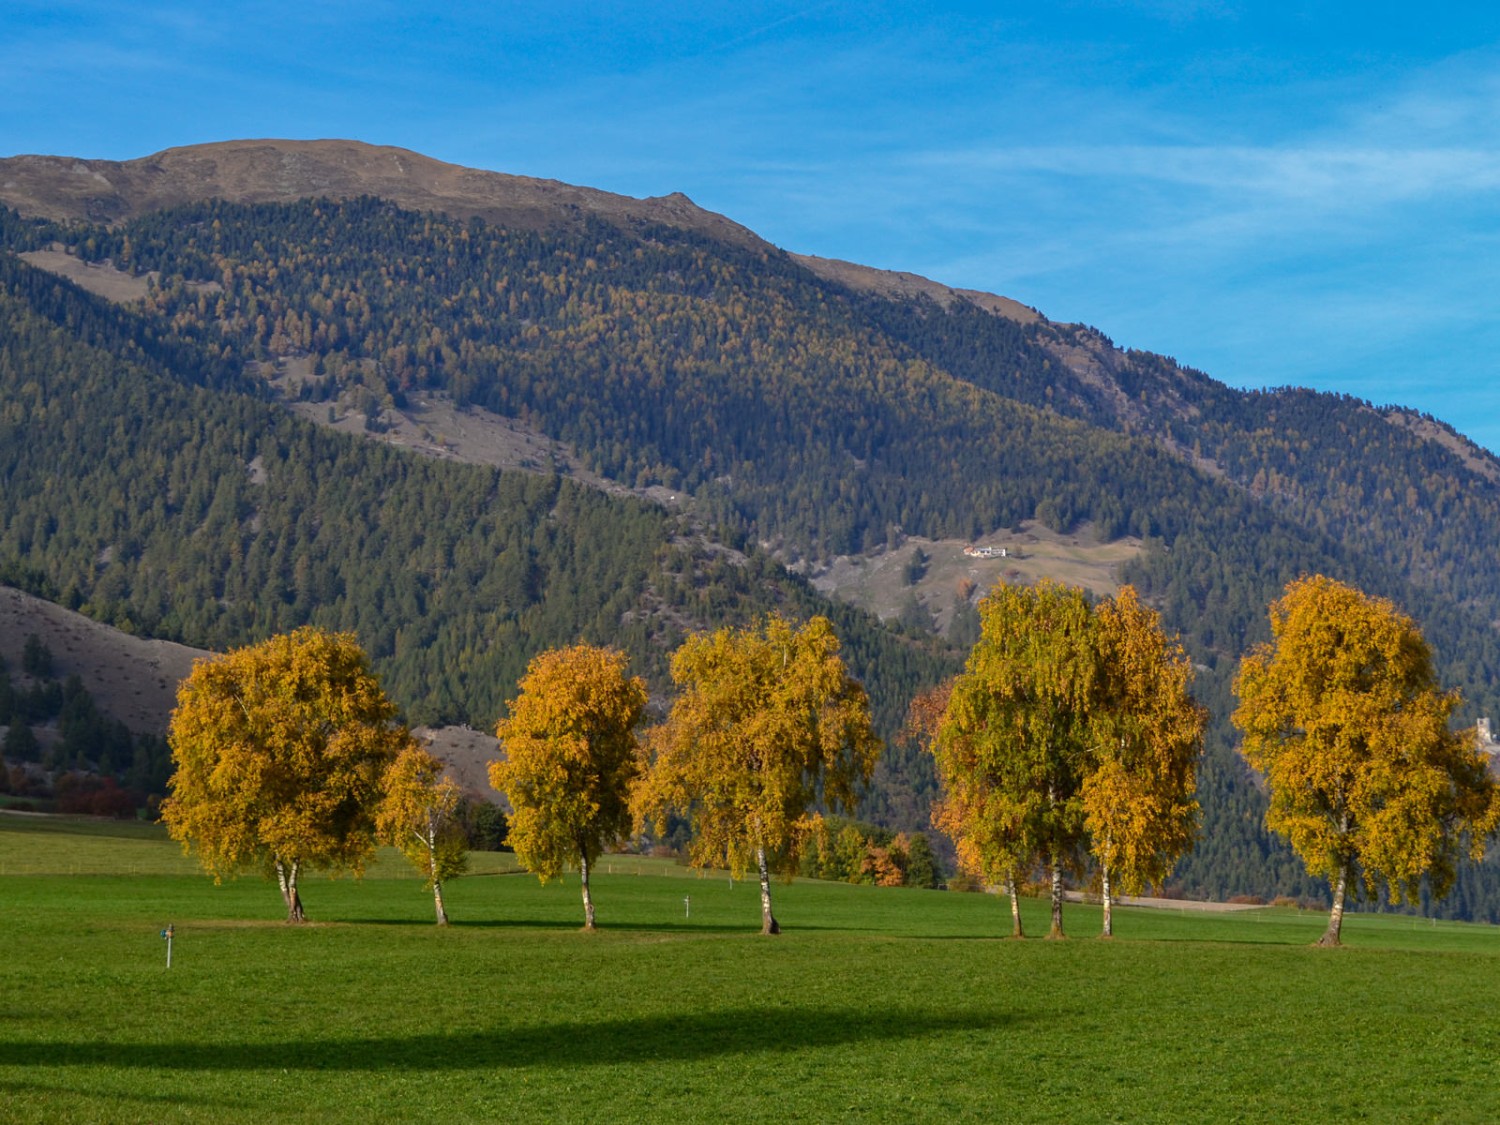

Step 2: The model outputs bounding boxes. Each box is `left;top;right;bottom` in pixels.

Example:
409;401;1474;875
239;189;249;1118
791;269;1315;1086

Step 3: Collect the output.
161;923;174;969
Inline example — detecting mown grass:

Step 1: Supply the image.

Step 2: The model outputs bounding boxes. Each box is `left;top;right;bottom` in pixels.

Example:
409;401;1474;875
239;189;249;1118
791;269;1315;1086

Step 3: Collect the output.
4;815;1500;1122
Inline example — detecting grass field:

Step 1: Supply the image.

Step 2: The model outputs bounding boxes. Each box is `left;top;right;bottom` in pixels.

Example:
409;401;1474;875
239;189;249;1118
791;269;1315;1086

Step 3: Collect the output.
4;815;1500;1122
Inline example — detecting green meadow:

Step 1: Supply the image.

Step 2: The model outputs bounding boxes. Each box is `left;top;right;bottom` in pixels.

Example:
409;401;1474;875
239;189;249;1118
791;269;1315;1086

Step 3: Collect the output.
4;815;1499;1123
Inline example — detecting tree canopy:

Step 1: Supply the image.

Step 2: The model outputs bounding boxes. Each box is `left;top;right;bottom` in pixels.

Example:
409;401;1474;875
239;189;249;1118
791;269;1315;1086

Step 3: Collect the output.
1233;575;1500;945
636;614;880;934
928;581;1202;938
1083;587;1204;936
491;644;647;930
160;627;409;921
377;743;468;925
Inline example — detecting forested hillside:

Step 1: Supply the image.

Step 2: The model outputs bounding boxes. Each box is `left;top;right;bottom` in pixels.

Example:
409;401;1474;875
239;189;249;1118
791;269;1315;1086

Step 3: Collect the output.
0;253;951;771
5;143;1500;917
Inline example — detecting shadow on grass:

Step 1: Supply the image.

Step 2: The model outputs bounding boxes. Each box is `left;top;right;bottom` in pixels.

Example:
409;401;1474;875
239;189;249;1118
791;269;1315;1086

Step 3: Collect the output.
0;1004;1018;1073
330;917;843;934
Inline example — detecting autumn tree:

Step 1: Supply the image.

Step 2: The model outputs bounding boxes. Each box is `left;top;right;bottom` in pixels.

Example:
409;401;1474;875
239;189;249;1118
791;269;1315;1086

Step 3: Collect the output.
490;644;647;930
1233;575;1499;945
929;582;1099;938
377;743;468;925
1084;587;1204;937
923;581;1203;939
160;627;408;922
636;614;879;934
908;677;1033;930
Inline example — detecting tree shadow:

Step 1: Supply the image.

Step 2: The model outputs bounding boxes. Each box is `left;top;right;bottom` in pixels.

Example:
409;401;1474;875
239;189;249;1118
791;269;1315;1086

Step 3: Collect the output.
0;1004;1021;1073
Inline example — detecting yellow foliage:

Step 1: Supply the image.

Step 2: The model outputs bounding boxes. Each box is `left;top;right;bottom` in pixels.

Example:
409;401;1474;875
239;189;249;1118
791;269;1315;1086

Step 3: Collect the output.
926;582;1202;900
1083;587;1204;895
160;627;408;915
635;614;880;880
490;644;646;883
377;744;468;888
1233;575;1499;905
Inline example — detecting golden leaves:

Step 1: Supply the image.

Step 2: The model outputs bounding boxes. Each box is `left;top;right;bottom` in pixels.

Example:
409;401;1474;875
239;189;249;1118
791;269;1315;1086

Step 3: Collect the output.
490;644;647;883
634;614;880;880
924;581;1203;893
1232;575;1498;903
161;627;407;887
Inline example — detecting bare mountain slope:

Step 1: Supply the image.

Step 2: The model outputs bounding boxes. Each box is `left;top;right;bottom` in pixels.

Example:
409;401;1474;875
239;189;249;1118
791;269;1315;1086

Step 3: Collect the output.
0;585;206;734
0;138;769;250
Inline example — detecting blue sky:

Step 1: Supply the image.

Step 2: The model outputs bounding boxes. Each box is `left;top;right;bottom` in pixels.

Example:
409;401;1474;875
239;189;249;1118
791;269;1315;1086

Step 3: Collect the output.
6;2;1500;451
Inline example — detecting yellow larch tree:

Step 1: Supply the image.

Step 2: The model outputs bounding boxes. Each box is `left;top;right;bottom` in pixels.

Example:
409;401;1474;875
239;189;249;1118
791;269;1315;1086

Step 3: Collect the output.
490;644;647;930
1084;586;1204;938
160;627;409;922
635;614;879;935
1233;575;1499;946
377;744;469;925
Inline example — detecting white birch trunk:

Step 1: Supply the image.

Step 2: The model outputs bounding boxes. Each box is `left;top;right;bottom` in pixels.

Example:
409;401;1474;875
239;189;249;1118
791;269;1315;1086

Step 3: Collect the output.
1319;860;1349;947
1006;873;1024;938
756;844;779;935
276;858;306;923
1100;861;1113;939
1048;853;1065;939
579;849;597;931
425;823;449;926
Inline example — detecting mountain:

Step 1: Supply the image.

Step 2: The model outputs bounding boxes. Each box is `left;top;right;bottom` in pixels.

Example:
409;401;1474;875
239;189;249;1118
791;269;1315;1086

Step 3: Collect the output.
0;139;767;248
4;139;1500;916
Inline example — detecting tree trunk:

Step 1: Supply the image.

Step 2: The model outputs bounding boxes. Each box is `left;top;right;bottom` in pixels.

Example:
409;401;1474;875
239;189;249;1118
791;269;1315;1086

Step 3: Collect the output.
579;848;597;931
1318;860;1349;947
426;826;449;925
1101;860;1113;939
756;844;780;935
1006;873;1024;938
276;859;306;923
1047;853;1065;939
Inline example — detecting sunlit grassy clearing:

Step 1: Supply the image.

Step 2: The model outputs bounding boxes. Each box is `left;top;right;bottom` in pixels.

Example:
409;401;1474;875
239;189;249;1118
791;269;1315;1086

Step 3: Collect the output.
4;816;1500;1122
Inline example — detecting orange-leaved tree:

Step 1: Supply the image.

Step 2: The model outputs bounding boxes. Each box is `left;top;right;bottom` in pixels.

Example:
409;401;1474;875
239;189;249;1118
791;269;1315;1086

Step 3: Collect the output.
1083;586;1204;937
377;744;469;925
161;627;408;922
1233;575;1499;946
635;613;879;935
490;644;647;930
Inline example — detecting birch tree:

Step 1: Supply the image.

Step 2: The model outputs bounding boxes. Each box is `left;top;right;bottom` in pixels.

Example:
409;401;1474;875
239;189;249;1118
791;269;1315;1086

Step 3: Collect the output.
377;744;468;925
161;627;407;922
1233;575;1499;946
636;614;879;934
909;678;1028;936
934;581;1098;939
490;644;646;930
1084;587;1204;937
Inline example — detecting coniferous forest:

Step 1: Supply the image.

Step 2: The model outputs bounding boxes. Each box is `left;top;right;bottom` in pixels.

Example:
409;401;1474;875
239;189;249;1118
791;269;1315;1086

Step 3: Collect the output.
5;163;1500;919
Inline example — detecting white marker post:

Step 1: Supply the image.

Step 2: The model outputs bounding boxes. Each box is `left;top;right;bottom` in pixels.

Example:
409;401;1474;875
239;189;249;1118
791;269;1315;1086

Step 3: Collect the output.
683;895;691;919
161;923;174;968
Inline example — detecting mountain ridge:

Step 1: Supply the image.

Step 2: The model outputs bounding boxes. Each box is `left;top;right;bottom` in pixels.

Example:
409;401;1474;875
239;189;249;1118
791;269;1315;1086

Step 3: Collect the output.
0;138;769;249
